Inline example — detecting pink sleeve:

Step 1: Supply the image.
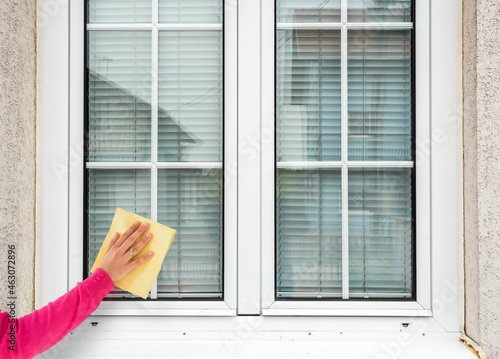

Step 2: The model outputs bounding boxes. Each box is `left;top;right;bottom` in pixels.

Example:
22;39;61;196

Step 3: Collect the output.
0;268;115;358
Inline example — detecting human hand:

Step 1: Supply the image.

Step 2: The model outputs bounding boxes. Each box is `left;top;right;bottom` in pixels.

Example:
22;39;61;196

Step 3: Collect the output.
98;221;155;284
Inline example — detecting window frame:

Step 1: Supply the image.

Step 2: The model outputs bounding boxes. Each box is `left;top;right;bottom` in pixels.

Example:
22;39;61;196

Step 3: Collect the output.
67;0;237;315
37;0;463;333
261;0;431;316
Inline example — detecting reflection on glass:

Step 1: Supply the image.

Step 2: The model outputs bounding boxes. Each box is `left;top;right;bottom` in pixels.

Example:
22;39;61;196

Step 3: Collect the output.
88;31;152;162
157;169;223;298
277;30;341;162
348;0;412;22
277;0;341;23
348;30;412;161
276;169;342;299
88;0;152;23
159;0;222;24
87;169;151;298
158;31;222;162
348;168;413;298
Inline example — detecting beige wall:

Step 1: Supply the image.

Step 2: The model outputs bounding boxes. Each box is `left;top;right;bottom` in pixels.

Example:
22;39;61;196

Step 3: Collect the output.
463;0;500;358
0;0;37;316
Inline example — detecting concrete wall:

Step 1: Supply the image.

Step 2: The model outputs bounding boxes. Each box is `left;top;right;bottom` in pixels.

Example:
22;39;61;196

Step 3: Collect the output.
463;0;500;358
0;0;37;317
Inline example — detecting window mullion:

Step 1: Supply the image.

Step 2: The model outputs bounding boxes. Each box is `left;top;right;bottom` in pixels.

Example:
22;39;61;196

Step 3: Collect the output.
150;0;159;299
341;0;349;300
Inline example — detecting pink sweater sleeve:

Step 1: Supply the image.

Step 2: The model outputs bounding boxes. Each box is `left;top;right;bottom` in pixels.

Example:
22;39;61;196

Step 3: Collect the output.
0;268;115;358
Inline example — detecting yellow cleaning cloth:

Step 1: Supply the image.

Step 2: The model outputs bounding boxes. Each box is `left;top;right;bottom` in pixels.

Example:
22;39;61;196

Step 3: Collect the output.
90;207;176;299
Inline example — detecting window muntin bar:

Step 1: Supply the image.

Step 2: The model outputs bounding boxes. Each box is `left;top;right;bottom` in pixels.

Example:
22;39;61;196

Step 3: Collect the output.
275;0;414;300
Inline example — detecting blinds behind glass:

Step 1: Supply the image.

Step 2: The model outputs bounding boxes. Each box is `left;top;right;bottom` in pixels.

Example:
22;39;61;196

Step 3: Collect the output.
88;31;152;162
348;0;412;22
157;169;223;298
276;30;341;162
276;1;414;300
88;0;152;23
348;169;413;298
348;30;412;161
276;0;341;23
159;0;222;24
87;169;151;298
86;1;223;300
276;169;342;298
158;31;223;162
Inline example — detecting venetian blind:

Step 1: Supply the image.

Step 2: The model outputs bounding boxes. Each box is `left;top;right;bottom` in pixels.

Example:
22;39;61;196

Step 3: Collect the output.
86;0;223;299
276;0;414;300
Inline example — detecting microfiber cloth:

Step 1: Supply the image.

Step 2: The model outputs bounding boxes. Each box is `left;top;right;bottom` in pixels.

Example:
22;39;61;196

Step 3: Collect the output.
91;207;176;299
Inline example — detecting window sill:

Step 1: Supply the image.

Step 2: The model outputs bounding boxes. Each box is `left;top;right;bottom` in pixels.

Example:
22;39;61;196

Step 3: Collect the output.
263;300;431;317
49;320;476;359
92;300;235;316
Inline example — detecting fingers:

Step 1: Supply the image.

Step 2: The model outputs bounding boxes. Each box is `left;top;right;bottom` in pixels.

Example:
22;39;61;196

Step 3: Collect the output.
116;220;142;247
129;251;154;270
129;232;153;257
120;222;150;253
106;232;120;253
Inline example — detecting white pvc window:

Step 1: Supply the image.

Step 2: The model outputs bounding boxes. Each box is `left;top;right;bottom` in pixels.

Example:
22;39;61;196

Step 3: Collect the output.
275;0;414;300
86;0;224;299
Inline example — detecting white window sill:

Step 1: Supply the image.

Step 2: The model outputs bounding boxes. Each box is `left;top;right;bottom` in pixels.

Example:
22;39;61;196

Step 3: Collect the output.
41;323;477;359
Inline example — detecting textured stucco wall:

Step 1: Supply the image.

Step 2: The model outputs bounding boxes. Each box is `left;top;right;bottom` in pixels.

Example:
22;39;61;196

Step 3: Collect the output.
463;0;500;357
0;0;37;317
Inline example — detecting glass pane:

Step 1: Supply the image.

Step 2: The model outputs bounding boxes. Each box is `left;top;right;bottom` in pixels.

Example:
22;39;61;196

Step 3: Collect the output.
88;31;152;162
88;0;152;23
276;169;342;299
277;0;341;23
158;31;223;162
87;169;151;299
348;30;412;161
157;169;223;298
348;0;412;22
348;168;413;299
159;0;222;24
277;30;341;162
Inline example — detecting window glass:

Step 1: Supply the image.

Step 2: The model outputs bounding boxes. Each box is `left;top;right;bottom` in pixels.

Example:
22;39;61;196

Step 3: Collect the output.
348;0;412;22
157;169;223;298
88;0;152;23
159;0;222;24
276;29;341;162
276;0;341;23
276;0;414;300
158;31;223;162
88;31;152;162
86;0;224;300
276;169;342;299
348;168;413;298
348;30;412;161
87;169;151;298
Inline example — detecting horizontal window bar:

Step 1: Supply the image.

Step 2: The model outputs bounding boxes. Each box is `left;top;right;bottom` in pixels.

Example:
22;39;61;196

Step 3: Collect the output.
277;22;413;30
86;24;223;31
277;161;414;169
86;162;222;169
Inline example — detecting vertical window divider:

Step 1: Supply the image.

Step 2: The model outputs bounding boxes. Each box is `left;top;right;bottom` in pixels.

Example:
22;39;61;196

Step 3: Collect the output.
151;0;159;300
340;0;349;300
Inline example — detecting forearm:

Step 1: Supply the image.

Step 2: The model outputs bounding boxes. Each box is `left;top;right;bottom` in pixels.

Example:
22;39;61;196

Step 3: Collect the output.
8;268;114;358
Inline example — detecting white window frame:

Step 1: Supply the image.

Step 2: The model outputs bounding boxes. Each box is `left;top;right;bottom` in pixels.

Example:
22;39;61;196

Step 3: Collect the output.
38;0;237;316
260;0;430;316
37;0;466;344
